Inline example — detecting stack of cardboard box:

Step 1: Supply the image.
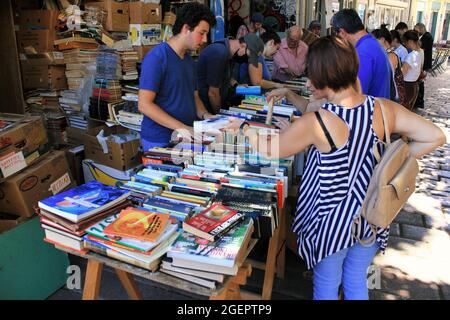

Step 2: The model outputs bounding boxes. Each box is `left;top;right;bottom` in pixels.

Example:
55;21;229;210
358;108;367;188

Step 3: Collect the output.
17;10;67;91
85;0;163;62
0;114;75;230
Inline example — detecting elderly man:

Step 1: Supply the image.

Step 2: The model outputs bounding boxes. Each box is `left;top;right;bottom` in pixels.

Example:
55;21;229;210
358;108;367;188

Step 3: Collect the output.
272;26;308;82
414;22;434;109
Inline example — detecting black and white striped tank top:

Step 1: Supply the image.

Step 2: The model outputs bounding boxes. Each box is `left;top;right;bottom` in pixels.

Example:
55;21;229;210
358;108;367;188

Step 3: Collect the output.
293;95;390;270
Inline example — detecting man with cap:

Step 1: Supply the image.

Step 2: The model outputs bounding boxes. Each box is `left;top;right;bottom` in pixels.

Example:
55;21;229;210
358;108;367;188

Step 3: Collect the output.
197;33;264;114
272;26;309;82
249;12;266;37
308;20;321;37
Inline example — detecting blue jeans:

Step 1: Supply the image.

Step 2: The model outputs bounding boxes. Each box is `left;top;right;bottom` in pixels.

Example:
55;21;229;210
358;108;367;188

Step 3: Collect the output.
313;240;380;300
141;137;169;152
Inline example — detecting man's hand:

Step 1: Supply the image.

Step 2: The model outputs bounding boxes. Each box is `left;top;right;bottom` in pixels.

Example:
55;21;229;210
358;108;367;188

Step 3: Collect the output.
174;127;204;144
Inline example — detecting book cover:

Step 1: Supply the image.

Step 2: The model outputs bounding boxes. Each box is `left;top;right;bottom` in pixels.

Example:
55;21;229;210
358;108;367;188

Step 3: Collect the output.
167;218;253;267
38;181;130;223
103;207;170;243
85;211;178;252
182;203;245;241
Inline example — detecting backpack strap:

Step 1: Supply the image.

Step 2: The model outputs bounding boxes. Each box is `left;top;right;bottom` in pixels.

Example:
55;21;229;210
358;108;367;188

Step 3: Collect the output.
373;98;391;162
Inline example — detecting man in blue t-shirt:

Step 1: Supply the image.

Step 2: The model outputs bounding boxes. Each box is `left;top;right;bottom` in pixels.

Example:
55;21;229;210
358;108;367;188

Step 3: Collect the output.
138;3;216;150
331;9;391;99
197;34;262;114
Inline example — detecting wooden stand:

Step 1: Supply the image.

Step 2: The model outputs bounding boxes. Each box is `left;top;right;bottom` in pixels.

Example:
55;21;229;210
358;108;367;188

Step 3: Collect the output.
58;239;258;300
246;206;287;300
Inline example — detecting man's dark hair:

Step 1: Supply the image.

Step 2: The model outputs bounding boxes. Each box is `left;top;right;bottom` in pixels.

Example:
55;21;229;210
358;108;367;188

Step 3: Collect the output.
372;28;392;44
402;30;419;43
331;9;365;34
260;29;281;45
390;30;402;42
172;2;216;36
307;36;359;91
395;22;408;31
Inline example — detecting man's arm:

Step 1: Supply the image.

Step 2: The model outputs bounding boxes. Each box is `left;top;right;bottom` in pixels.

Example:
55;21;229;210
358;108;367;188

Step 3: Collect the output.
207;87;221;113
195;90;214;119
138;89;190;131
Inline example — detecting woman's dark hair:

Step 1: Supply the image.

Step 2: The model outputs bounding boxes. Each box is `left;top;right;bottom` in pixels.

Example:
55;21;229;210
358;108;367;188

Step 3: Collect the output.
228;15;248;39
172;2;216;36
260;29;281;45
402;30;419;43
307;36;359;91
372;28;392;44
395;22;408;31
390;30;402;43
331;9;365;34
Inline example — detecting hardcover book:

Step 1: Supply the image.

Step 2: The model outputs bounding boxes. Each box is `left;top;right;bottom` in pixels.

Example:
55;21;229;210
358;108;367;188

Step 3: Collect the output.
38;181;130;223
182;203;245;241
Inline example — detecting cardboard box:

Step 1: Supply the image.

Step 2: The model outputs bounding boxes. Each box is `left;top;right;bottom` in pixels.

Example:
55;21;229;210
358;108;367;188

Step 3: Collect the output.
0;114;48;180
20;52;65;65
82;159;141;186
20;63;67;90
85;1;130;32
66;126;88;146
133;45;156;62
129;24;161;46
17;29;57;53
162;12;177;26
83;125;141;171
129;3;161;24
18;10;59;33
0;213;28;234
0;150;76;217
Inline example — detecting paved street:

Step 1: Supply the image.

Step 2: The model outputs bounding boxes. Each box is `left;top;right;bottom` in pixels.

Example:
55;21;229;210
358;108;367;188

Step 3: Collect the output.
370;63;450;300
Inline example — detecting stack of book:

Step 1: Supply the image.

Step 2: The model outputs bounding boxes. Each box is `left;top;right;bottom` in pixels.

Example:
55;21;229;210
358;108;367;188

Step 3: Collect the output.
162;218;254;289
62;48;97;91
54;37;99;51
119;50;139;81
38;181;131;253
84;206;179;271
44;113;68;145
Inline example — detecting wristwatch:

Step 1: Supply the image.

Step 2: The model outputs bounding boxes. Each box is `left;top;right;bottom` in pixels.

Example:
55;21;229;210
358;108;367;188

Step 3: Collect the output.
239;121;250;135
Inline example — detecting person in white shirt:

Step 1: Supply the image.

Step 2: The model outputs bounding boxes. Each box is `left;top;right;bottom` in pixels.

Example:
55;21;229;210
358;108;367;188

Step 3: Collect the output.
390;30;408;63
401;30;424;110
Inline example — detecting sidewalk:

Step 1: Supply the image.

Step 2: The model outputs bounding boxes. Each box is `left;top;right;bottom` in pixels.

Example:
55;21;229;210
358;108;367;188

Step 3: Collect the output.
369;64;450;300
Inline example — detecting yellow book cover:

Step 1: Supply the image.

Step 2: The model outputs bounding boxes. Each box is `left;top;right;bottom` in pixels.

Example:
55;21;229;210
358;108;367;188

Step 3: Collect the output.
103;207;169;242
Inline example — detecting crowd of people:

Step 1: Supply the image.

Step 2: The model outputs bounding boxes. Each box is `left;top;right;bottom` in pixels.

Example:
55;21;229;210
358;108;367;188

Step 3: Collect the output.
138;3;446;300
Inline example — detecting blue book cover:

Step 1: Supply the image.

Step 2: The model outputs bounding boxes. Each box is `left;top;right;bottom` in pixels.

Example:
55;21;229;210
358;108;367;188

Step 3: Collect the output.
38;181;130;222
144;197;193;215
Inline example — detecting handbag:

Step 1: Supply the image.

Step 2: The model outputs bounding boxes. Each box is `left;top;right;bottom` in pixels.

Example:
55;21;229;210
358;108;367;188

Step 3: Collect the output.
353;98;419;245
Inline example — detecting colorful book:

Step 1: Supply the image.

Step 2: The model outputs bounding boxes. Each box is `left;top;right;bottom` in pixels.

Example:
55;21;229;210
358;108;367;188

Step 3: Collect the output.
38;181;130;223
182;203;245;241
103;207;170;243
167;218;253;268
85;212;177;252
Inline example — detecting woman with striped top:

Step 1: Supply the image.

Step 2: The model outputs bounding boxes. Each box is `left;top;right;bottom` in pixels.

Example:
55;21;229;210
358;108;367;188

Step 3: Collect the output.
225;37;445;300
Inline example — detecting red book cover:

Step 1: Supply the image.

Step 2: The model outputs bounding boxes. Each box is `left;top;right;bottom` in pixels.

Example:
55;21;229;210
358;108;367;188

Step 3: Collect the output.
184;203;237;233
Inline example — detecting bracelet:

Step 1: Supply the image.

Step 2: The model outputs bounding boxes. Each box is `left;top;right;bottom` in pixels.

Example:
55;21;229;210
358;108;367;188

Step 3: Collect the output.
239;121;250;135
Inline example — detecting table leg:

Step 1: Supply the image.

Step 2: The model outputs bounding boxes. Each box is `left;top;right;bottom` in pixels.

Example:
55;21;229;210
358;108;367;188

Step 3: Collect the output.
262;227;279;300
82;260;103;300
115;269;143;300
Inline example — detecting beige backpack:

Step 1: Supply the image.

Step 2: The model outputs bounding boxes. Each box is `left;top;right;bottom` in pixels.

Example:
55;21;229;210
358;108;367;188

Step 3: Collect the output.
353;98;419;245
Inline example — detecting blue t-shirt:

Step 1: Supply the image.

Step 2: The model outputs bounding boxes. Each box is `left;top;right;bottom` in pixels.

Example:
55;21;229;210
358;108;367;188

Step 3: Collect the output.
238;56;271;85
139;42;197;143
197;39;232;112
355;34;391;99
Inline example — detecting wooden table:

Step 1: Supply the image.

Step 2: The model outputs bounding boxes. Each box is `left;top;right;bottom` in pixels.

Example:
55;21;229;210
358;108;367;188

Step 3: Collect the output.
57;239;258;300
